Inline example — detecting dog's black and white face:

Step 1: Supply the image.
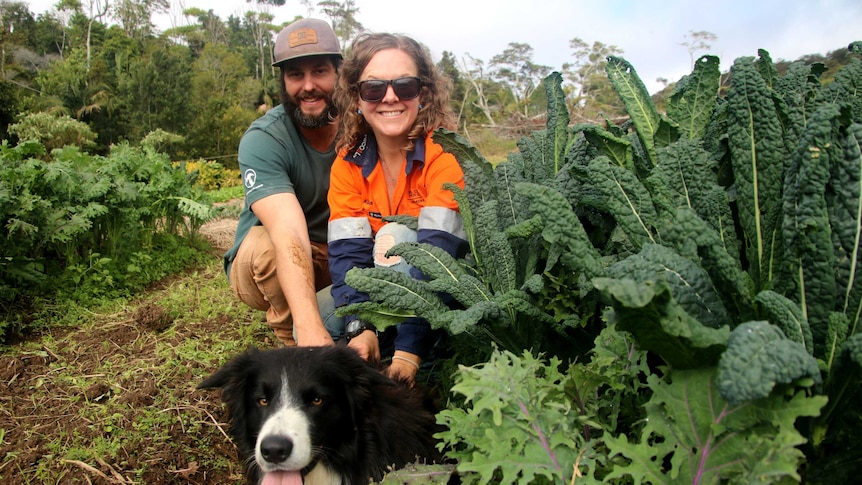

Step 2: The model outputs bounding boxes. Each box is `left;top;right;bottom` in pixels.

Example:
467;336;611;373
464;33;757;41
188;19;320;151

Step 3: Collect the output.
199;345;437;485
245;363;347;484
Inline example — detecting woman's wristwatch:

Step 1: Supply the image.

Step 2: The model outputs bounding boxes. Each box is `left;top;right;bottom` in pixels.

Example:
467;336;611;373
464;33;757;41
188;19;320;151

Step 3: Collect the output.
344;319;378;342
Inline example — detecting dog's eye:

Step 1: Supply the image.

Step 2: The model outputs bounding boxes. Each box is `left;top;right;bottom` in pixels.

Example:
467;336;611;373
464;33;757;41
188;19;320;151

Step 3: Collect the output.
311;397;324;407
257;397;269;407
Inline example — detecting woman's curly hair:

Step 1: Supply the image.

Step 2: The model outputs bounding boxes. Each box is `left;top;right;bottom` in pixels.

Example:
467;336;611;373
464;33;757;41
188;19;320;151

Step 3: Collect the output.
333;32;457;152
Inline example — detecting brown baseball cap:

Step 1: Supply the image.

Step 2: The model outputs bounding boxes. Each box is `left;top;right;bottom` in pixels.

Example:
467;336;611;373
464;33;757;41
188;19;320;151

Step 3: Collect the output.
272;18;342;67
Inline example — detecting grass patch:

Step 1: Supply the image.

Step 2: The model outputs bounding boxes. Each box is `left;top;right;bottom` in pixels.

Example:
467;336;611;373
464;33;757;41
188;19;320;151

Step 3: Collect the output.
460;126;519;165
0;257;270;483
208;185;244;204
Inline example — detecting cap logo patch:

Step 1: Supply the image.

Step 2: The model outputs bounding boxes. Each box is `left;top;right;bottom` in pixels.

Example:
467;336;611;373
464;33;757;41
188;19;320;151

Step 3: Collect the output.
289;28;318;47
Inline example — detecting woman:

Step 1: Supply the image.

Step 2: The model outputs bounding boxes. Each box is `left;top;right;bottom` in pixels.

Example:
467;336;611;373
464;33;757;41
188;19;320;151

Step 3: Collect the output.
327;33;468;383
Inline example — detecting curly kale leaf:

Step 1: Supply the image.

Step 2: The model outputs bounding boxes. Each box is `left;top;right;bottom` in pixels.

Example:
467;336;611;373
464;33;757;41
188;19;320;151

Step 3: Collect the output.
437;350;591;485
593;276;729;369
605;368;826;485
580;124;633;170
606;56;679;165
830;123;862;338
342;267;450;331
783;104;842;349
513;182;603;278
667;54;721;141
726;56;786;292
379;464;456;484
582;156;659;249
661;208;752;319
543;71;570;175
755;290;814;354
606;243;730;329
717;321;822;405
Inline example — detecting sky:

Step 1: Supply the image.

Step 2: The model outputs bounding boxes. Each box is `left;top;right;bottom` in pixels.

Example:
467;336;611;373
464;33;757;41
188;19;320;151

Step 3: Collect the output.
26;0;862;94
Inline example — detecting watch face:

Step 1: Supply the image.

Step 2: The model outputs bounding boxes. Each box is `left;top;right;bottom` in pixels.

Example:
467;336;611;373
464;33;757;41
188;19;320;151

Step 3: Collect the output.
345;320;363;335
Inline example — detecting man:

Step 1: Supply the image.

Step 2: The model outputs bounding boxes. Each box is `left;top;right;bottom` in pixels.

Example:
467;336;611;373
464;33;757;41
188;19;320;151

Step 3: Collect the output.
224;18;341;348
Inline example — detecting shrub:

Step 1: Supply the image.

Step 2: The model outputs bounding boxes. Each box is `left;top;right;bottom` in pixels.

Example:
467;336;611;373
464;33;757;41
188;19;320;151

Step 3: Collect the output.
8;112;97;152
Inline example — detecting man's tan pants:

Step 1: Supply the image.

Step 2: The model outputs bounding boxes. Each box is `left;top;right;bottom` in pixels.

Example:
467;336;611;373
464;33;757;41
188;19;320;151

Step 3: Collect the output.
229;226;331;345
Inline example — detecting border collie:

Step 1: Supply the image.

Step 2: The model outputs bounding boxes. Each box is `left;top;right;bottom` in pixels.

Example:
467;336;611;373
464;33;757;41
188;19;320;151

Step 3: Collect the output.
198;345;440;485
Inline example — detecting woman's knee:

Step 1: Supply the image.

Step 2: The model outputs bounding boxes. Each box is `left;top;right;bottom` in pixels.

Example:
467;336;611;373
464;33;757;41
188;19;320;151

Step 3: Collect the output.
373;223;417;270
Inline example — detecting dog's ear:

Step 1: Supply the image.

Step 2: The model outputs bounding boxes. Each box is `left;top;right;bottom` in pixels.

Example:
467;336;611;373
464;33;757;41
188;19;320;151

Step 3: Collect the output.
197;347;260;390
197;349;263;461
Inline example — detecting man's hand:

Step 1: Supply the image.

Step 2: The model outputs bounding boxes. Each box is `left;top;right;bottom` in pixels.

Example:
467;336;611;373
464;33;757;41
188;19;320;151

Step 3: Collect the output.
347;330;380;362
296;323;335;347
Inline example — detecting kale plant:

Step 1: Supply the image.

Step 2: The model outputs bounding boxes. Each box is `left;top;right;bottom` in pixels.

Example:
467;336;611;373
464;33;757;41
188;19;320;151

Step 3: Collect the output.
351;43;862;483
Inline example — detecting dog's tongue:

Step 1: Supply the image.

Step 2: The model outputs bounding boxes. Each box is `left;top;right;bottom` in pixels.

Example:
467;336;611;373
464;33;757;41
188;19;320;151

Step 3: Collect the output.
261;471;303;485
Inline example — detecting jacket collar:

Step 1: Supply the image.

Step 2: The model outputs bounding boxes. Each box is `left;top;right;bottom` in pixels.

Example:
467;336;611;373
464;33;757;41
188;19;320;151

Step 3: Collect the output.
345;134;426;179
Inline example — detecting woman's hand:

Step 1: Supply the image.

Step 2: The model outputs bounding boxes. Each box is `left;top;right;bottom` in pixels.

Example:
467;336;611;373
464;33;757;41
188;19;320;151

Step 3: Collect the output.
386;351;421;385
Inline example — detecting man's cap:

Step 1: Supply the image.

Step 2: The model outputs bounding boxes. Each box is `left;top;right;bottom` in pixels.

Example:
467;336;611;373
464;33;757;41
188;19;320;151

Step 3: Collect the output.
272;18;342;67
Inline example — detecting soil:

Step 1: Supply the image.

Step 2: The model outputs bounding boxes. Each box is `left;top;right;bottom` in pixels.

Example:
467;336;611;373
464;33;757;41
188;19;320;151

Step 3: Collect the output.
0;213;251;484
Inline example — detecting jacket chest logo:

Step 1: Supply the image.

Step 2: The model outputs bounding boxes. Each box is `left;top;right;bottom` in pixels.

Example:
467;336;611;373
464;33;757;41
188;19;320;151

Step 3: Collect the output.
408;189;424;205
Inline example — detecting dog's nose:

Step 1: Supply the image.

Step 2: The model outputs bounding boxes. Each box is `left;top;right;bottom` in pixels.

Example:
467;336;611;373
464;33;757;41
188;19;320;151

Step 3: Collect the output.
260;435;294;463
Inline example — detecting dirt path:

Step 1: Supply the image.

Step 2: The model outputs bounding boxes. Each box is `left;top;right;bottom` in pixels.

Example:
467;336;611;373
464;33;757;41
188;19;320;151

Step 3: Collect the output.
0;214;266;484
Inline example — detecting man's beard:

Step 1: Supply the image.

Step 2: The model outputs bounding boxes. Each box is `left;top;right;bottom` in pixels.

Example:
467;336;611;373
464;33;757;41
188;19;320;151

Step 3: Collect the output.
284;90;337;129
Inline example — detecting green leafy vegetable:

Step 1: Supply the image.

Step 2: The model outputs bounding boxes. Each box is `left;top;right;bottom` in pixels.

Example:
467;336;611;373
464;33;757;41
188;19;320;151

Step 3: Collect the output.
437;350;591;485
717;321;821;405
594;276;729;369
605;368;826;484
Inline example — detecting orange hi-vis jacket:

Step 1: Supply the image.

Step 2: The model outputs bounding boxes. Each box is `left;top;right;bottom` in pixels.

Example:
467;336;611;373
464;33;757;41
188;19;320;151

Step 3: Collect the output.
327;131;468;357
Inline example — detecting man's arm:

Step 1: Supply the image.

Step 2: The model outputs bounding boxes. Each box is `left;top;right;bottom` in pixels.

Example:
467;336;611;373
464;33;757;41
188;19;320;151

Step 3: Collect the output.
252;192;334;347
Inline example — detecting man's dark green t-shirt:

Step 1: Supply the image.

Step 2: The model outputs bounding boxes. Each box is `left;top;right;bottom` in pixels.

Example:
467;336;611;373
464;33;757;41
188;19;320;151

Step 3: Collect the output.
223;104;336;277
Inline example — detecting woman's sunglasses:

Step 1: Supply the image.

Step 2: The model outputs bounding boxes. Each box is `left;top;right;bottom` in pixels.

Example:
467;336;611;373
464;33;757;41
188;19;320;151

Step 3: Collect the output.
357;76;422;103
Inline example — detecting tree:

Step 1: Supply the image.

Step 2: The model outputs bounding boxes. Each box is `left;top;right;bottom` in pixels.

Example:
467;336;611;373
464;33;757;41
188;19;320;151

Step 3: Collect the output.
317;0;363;49
82;0;110;73
489;42;550;118
681;30;717;70
562;37;626;121
241;9;275;85
110;0;169;42
436;50;467;122
167;7;228;53
116;39;193;143
187;42;257;158
457;54;497;127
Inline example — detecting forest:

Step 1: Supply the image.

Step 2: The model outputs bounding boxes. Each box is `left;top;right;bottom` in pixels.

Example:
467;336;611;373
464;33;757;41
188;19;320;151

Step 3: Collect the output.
1;0;854;164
